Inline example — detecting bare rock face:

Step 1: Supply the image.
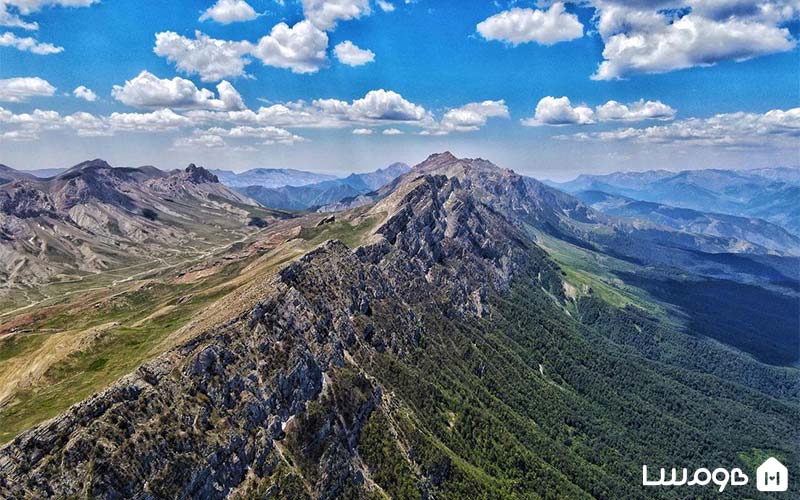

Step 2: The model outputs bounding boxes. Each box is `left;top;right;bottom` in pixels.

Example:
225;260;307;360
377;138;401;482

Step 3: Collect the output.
183;163;220;184
0;161;565;498
0;183;57;218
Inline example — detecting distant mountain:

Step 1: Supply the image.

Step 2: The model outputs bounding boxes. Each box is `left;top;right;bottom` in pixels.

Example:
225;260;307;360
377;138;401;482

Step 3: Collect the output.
0;164;37;184
339;162;411;190
576;190;800;255
212;167;337;188
238;162;410;211
0;159;284;289
746;166;800;183
550;167;800;236
19;167;67;178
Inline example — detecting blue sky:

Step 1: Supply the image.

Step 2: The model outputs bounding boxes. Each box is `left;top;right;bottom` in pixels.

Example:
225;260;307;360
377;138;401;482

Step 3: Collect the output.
0;0;798;179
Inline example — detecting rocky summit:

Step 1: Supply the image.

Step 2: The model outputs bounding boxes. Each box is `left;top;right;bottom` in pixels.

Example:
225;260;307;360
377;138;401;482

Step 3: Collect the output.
0;153;796;499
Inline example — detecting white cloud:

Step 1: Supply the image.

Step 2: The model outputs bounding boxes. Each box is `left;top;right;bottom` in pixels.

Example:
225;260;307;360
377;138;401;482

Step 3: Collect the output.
0;76;55;102
63;111;111;136
477;3;583;46
252;21;328;73
560;107;800;149
154;30;252;82
437;100;509;133
183;91;513;136
334;40;375;66
0;31;62;53
591;1;798;79
155;21;331;79
376;0;394;12
522;96;595;126
0;107;61;130
302;0;371;30
0;87;513;144
0;0;97;30
3;0;97;15
0;8;38;30
174;125;305;149
174;133;228;149
0;106;110;139
251;20;329;74
111;71;245;111
108;108;190;131
72;85;97;102
199;0;258;24
210;125;305;144
523;96;676;126
314;89;430;123
594;99;675;121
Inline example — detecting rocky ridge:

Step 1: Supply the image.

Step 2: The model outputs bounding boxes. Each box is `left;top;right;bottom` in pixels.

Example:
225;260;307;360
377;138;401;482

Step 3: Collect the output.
0;154;563;499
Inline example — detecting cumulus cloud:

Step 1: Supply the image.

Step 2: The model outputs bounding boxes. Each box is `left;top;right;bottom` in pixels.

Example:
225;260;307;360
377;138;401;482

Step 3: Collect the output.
591;0;798;79
111;71;246;111
154;31;252;82
382;128;403;135
0;106;113;139
211;125;305;144
334;40;375;66
522;96;595;126
352;127;373;134
594;99;675;121
108;108;190;131
302;0;371;30
314;89;430;123
0;76;55;102
437;100;510;133
63;111;111;136
476;3;583;46
72;85;97;102
523;96;676;126
199;0;258;24
251;20;329;74
174;133;228;149
174;125;304;150
0;31;62;53
559;107;800;149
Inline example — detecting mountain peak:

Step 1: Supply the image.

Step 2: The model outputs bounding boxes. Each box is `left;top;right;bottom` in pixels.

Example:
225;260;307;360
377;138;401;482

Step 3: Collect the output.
64;158;113;173
423;151;457;163
183;163;219;184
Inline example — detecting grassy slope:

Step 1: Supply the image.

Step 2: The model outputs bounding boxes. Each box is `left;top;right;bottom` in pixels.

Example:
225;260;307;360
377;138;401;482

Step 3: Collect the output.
0;214;384;445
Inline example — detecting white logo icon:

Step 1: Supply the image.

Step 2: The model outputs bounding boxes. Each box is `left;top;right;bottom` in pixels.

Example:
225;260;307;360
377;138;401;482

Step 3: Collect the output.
757;457;788;492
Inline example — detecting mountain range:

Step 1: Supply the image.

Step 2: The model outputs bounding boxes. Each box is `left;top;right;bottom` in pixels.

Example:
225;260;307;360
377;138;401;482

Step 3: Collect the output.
574;190;800;255
211;168;338;189
549;167;800;236
0;159;284;299
237;163;410;211
0;153;796;498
